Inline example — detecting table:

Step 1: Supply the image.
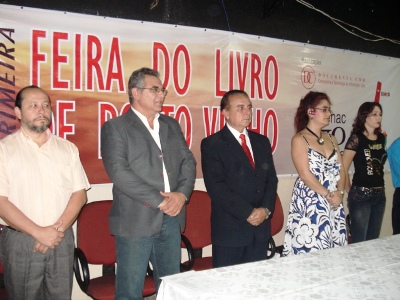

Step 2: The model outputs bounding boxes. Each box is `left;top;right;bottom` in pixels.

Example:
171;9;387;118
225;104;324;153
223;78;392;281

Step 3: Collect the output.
157;235;400;300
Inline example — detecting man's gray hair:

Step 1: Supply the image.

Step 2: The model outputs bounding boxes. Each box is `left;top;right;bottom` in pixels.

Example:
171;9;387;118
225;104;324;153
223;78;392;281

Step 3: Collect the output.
128;67;160;104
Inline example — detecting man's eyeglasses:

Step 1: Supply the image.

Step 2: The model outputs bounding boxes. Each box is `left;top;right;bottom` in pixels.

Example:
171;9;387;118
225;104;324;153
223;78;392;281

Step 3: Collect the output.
314;107;332;114
138;86;168;96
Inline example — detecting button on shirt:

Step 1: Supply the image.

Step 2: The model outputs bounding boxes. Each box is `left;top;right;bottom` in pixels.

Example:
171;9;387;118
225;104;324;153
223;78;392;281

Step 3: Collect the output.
0;129;90;226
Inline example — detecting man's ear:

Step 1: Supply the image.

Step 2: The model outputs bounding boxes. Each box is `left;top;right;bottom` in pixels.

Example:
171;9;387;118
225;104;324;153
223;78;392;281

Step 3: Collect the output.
14;107;22;120
132;87;140;99
221;108;229;120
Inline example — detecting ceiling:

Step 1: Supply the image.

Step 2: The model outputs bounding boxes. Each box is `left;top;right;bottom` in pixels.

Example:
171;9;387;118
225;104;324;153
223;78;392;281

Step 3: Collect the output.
1;0;399;57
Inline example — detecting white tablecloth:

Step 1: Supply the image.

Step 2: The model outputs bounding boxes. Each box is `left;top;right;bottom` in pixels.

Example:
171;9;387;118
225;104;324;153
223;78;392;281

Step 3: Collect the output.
157;235;400;300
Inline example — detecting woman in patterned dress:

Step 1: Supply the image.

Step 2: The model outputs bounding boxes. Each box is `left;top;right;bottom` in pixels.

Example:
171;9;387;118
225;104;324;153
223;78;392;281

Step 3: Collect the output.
283;91;347;256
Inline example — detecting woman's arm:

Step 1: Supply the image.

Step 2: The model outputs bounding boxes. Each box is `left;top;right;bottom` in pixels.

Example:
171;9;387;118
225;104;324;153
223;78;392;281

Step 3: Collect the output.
342;149;356;193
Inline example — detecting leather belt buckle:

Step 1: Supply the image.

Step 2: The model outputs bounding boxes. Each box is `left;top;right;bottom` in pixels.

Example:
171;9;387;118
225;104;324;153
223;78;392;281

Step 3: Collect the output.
355;186;383;195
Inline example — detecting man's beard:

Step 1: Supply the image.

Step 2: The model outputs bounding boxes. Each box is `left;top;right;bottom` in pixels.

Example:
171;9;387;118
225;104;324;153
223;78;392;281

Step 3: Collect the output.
23;116;51;133
31;123;50;133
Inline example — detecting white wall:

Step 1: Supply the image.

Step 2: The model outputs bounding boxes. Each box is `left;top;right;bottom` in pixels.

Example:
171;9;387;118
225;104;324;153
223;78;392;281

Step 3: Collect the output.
72;173;395;299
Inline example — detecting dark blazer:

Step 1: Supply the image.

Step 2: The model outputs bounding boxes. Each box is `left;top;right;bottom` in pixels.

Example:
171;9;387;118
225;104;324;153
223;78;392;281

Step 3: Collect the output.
201;126;278;247
101;109;196;237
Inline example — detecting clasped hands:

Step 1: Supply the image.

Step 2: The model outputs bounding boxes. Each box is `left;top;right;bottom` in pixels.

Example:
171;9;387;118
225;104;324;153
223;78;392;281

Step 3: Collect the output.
327;191;343;210
33;220;64;254
159;191;186;217
247;207;269;226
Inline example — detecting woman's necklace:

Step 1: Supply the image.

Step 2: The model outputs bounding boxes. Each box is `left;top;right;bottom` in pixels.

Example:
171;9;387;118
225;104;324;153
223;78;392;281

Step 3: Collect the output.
306;126;324;145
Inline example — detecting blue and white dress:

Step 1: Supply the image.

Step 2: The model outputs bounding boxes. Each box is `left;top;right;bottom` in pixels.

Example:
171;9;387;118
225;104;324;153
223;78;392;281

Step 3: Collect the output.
283;133;347;256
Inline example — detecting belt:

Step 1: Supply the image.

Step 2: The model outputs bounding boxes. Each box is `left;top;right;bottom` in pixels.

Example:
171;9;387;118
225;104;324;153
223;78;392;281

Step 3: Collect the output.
353;186;384;194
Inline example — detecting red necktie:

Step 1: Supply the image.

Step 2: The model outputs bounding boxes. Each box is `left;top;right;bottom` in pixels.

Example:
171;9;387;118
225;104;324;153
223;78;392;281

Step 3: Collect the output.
240;134;255;168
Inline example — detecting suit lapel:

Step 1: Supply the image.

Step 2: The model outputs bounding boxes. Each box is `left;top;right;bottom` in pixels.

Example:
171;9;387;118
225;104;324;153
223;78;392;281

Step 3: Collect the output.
126;109;161;149
159;116;169;150
158;117;172;174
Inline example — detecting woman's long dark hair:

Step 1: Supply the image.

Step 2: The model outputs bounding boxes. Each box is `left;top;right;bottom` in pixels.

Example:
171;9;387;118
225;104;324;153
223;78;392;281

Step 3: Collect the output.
351;102;382;135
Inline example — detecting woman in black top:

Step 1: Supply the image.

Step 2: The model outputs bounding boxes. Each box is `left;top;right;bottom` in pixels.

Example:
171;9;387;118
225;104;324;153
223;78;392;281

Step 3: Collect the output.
343;102;387;243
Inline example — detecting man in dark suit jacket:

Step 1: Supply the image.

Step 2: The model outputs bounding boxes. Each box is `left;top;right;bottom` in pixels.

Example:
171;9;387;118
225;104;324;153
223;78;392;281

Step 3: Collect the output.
201;90;278;268
101;67;196;299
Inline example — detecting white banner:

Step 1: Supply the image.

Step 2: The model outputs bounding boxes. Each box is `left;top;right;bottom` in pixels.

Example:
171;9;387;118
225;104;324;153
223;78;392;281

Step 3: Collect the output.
1;4;399;183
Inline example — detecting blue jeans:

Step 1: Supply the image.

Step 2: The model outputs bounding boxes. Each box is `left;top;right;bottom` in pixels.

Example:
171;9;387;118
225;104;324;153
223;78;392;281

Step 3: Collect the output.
115;215;181;300
347;187;386;243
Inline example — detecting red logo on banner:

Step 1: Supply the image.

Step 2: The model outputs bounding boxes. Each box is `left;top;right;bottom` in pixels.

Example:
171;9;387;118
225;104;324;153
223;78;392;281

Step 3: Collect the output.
374;81;382;103
301;65;316;89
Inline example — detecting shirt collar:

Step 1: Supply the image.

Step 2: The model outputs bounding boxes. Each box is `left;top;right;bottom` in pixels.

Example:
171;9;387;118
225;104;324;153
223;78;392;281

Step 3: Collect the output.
226;123;248;141
131;107;160;129
20;127;52;143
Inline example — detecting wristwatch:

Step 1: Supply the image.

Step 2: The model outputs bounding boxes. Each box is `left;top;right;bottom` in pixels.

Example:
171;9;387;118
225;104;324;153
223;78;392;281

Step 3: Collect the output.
264;208;271;219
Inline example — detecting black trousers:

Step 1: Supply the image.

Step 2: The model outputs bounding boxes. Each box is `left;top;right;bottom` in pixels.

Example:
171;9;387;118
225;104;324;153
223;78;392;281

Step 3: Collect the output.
212;236;268;268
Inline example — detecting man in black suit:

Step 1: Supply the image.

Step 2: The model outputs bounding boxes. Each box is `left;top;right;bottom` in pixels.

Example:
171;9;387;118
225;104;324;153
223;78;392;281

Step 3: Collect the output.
201;90;278;267
101;67;196;299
